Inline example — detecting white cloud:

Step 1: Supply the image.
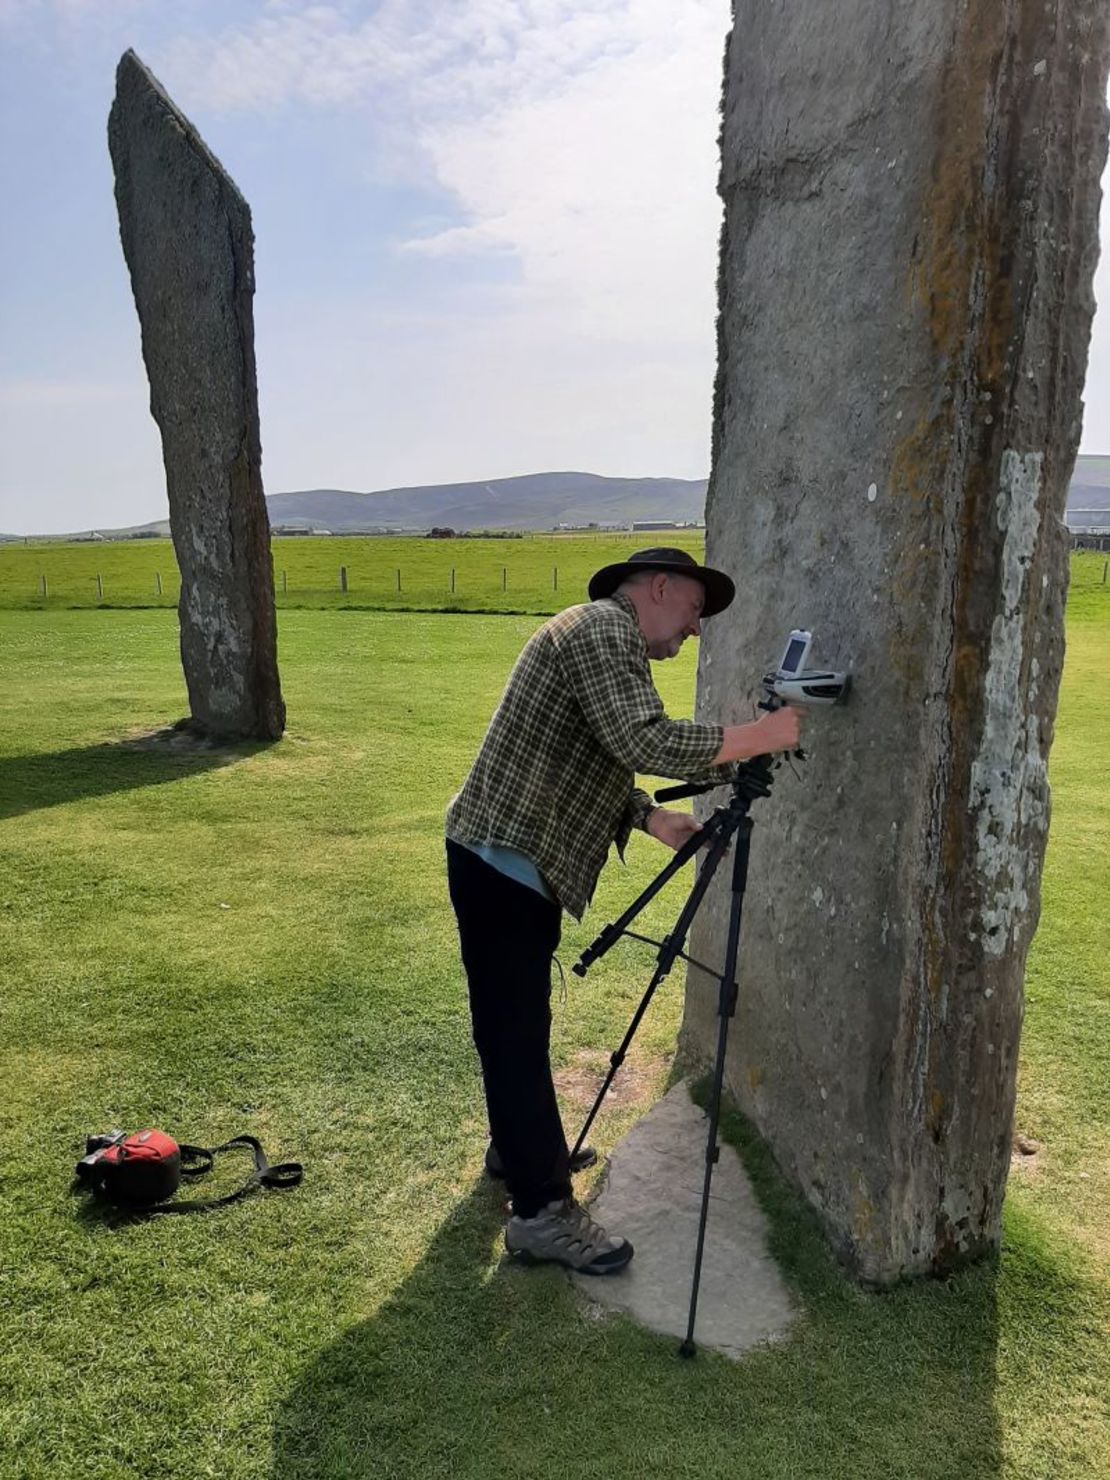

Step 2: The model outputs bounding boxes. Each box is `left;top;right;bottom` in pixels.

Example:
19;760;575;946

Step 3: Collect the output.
406;19;725;348
158;0;728;353
158;2;649;118
154;4;1109;459
0;0;146;36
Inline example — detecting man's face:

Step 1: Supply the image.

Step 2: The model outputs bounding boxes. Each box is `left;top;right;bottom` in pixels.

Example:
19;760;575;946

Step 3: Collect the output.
642;573;705;660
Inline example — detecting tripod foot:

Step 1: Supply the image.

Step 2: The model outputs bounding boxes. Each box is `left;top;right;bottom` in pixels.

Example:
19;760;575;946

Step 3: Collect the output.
678;1340;697;1360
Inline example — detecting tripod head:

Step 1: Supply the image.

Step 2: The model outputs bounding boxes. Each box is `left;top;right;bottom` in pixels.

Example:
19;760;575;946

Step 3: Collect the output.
654;753;774;805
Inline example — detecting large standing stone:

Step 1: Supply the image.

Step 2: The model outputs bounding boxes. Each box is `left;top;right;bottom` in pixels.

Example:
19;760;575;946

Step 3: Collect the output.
109;50;284;740
683;4;1108;1283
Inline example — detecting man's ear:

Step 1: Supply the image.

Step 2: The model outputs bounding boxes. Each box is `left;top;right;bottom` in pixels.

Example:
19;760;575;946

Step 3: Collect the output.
650;572;669;604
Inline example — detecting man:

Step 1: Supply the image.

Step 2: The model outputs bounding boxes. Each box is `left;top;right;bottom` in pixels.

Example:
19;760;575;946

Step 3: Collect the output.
445;548;802;1275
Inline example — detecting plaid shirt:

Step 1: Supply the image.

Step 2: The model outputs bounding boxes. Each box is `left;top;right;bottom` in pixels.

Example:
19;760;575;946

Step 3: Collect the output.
445;592;725;918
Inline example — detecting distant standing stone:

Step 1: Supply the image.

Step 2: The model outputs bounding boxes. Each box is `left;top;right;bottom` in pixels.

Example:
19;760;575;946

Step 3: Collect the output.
109;50;284;740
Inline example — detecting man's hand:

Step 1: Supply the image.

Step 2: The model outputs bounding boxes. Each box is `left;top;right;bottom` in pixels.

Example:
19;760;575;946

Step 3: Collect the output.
712;705;805;765
749;704;804;755
646;807;701;851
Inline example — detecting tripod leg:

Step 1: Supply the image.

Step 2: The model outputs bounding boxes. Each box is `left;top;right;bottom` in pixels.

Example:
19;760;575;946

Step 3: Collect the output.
574;806;730;977
571;814;736;1161
680;811;754;1359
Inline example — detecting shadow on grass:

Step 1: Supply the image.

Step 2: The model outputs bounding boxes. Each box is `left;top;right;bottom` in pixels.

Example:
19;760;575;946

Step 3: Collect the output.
0;734;274;819
268;1105;1022;1479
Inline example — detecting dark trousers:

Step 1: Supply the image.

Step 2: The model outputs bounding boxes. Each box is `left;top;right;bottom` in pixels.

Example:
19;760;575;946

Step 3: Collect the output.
446;839;572;1217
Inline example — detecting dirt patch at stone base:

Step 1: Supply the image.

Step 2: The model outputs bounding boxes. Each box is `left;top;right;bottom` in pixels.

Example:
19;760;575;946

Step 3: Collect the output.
555;1049;673;1112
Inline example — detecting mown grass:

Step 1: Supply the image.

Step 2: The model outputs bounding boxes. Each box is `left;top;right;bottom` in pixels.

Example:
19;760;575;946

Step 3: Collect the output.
0;532;706;614
5;537;1104;615
0;600;1106;1479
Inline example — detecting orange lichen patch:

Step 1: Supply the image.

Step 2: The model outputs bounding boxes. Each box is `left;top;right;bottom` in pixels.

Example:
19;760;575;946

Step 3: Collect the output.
888;412;943;507
852;1182;876;1243
912;7;1011;362
888;413;946;688
747;1065;765;1091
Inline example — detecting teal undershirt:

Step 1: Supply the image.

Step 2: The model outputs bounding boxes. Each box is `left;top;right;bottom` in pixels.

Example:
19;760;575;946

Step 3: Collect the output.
460;841;557;904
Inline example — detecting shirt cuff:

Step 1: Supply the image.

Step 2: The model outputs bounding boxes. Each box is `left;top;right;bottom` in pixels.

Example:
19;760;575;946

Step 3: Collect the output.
627;787;656;833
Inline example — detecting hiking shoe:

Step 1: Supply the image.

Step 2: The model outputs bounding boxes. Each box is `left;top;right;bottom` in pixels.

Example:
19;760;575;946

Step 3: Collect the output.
505;1198;633;1275
484;1142;598;1179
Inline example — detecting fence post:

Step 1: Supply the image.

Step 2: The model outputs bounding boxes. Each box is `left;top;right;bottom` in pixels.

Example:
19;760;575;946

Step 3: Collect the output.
501;567;507;591
282;569;288;595
340;565;348;593
155;571;163;596
96;573;103;600
40;574;48;598
451;567;456;593
1103;560;1108;585
553;566;558;591
396;568;402;592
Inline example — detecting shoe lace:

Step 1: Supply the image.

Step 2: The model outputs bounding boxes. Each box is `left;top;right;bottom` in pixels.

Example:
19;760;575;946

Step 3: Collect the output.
558;1198;610;1256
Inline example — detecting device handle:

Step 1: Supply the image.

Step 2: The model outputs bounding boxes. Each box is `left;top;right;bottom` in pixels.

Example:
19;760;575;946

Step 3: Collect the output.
654;779;721;802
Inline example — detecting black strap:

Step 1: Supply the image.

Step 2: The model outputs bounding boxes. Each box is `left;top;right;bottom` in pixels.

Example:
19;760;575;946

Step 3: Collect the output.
147;1135;302;1216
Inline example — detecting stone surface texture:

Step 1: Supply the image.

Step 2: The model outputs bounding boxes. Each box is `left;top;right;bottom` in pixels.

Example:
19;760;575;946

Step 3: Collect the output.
683;3;1108;1283
570;1083;794;1357
109;51;284;740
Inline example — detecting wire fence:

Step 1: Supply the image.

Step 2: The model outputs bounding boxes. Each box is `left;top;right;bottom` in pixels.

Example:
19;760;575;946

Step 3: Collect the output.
0;533;703;612
2;541;1107;612
15;563;580;611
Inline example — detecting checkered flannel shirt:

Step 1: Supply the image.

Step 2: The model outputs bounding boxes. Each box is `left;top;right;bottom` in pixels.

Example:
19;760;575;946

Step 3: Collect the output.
445;591;726;918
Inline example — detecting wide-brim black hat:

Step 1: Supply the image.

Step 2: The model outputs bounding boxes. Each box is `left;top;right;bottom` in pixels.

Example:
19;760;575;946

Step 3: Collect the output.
588;546;735;617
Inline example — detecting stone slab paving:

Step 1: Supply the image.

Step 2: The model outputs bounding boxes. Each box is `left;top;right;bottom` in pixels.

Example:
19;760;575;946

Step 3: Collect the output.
570;1082;795;1359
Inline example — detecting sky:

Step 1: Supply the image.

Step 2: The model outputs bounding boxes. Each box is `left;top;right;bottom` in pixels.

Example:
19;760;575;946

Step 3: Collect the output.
0;0;1106;537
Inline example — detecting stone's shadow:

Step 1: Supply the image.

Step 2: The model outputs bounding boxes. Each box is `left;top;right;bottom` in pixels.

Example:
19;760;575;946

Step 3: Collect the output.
271;1166;1005;1479
0;731;274;820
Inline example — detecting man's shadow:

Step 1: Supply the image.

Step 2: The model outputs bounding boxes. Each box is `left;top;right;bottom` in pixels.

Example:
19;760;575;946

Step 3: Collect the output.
0;732;273;820
270;1147;1007;1479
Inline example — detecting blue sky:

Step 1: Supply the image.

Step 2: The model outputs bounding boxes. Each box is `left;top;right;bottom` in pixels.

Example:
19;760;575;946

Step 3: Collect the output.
0;0;1106;536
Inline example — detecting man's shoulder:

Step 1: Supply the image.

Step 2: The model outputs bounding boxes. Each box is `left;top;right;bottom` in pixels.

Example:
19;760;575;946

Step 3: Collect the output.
546;597;637;648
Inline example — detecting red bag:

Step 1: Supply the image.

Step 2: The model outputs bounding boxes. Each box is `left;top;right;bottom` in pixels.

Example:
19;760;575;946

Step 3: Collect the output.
75;1129;302;1212
97;1129;183;1205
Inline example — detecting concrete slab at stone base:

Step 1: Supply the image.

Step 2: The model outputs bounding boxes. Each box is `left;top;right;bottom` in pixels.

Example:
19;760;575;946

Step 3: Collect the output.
570;1083;794;1359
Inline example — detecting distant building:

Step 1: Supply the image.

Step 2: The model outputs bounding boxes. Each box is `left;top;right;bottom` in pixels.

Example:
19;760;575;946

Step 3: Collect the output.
629;520;704;532
1068;507;1110;550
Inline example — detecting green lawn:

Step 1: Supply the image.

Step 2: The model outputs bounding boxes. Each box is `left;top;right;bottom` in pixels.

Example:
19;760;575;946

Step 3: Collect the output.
0;598;1106;1478
0;532;707;614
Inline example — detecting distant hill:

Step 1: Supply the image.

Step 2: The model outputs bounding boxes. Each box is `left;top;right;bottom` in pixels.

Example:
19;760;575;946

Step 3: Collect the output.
1068;453;1110;525
17;471;706;541
264;471;709;534
4;456;1107;540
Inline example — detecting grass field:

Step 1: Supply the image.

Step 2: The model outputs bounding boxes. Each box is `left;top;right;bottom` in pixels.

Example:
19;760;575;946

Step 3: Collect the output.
4;534;1105;615
0;532;707;614
0;583;1106;1477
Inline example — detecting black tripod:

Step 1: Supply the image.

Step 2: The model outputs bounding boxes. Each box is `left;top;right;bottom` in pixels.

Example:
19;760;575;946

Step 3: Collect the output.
570;752;777;1358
